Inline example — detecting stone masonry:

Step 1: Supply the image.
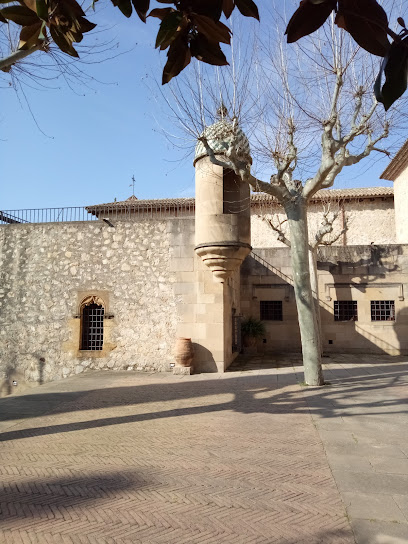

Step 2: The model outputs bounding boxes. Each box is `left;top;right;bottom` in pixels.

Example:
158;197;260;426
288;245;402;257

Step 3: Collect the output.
0;220;178;386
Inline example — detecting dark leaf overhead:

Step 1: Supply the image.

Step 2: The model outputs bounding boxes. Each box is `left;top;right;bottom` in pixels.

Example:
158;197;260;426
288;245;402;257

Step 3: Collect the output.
1;0;408;103
162;36;191;84
0;5;39;26
149;7;174;20
155;10;184;50
131;0;150;22
222;0;234;19
336;0;390;57
375;38;408;110
19;21;43;49
190;33;229;65
285;0;336;43
193;14;231;45
235;0;259;21
111;0;133;18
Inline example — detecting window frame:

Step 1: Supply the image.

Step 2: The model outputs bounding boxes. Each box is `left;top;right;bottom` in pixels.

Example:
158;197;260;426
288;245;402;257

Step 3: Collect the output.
79;297;105;351
334;301;358;322
370;300;395;322
260;300;283;321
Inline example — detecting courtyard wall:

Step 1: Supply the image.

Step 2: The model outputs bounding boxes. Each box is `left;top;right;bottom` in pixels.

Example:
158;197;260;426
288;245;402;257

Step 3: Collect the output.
241;244;408;355
0;219;178;386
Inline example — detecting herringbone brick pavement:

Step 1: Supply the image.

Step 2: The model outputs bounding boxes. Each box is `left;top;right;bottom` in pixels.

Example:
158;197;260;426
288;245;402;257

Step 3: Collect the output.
0;365;354;543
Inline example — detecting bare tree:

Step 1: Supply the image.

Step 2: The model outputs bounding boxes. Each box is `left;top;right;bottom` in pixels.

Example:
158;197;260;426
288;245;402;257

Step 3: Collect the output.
259;193;348;356
160;2;405;385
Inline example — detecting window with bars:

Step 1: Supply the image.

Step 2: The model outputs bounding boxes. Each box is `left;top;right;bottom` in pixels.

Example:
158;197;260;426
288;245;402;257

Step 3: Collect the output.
371;300;395;321
223;169;241;214
260;301;283;321
81;303;104;350
334;301;358;321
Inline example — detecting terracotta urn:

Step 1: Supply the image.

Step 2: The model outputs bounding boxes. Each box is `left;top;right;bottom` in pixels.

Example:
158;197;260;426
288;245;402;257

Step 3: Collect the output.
174;337;194;367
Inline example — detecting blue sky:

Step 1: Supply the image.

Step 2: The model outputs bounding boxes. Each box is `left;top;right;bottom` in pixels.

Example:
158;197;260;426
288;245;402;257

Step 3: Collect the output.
0;3;399;212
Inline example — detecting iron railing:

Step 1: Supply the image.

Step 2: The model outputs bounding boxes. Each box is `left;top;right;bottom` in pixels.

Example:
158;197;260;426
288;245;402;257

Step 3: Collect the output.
0;203;196;225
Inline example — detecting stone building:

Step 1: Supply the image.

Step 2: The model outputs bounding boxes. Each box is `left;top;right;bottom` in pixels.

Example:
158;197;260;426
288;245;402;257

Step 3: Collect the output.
0;131;407;392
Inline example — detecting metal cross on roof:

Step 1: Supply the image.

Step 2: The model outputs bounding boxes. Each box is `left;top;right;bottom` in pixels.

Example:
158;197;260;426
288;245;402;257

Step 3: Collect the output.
129;175;136;196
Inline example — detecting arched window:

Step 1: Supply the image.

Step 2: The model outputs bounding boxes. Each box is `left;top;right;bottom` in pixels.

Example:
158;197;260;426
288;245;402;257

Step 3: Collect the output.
80;297;105;350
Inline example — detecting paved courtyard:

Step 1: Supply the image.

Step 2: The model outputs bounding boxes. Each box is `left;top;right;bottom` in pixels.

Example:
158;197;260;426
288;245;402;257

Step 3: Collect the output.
0;355;407;544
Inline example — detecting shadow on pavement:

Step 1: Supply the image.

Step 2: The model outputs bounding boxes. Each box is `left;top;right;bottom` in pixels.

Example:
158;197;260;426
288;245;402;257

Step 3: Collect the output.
0;358;407;442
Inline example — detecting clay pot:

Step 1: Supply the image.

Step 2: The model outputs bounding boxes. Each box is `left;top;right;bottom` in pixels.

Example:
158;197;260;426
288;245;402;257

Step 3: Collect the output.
243;335;257;348
174;337;194;367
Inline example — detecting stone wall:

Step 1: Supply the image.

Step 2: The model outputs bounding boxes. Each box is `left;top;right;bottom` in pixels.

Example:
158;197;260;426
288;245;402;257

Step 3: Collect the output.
394;168;408;243
241;244;408;355
251;197;395;248
0;219;178;389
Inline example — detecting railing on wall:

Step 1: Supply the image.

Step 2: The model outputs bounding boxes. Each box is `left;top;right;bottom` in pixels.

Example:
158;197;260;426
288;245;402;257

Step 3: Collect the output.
250;251;294;286
0;203;196;225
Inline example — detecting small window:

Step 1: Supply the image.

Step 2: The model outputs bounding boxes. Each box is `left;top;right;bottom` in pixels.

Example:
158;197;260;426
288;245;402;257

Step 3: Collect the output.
81;303;104;350
371;300;395;321
260;301;283;321
223;169;241;214
334;301;358;321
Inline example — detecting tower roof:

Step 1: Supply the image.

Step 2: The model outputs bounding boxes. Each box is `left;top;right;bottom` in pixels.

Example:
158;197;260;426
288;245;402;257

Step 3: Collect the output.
194;119;252;167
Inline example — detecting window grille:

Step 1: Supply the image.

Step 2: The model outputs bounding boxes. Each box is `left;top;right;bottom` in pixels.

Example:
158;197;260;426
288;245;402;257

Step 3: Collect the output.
81;303;104;350
260;301;283;321
232;314;242;352
334;301;358;321
371;300;395;321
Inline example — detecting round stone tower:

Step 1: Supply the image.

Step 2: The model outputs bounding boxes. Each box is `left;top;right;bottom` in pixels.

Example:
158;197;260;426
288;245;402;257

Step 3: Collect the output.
193;117;252;282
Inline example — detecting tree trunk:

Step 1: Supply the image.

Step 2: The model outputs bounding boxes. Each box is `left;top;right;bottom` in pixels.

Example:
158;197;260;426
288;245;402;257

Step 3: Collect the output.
308;249;323;356
285;199;324;386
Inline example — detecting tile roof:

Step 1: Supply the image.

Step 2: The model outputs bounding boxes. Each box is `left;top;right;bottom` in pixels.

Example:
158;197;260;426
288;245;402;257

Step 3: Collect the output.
87;187;393;212
252;187;394;202
86;195;195;211
381;140;408;181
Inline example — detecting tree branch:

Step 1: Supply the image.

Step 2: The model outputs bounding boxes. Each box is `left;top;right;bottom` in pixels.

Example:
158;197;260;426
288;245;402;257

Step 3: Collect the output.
313;208;348;248
260;215;291;247
0;43;45;72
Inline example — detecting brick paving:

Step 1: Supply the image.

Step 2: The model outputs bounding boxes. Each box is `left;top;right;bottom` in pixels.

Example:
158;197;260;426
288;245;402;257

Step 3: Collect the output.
0;359;355;544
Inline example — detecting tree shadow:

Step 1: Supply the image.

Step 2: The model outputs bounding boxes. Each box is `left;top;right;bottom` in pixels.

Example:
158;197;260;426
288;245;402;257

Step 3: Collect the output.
0;470;148;525
0;359;407;442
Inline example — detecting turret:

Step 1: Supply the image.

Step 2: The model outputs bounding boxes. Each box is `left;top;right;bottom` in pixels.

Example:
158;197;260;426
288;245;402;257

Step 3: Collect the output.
193;116;252;282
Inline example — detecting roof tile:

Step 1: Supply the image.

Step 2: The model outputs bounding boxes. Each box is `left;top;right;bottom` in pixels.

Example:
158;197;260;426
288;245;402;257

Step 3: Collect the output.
87;187;393;212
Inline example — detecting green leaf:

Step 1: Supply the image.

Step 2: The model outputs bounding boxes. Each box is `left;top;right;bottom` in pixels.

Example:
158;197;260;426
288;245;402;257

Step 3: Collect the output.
0;5;39;26
162;36;191;84
286;0;336;43
131;0;149;22
155;10;183;49
193;14;231;45
235;0;259;21
190;33;229;65
375;39;408;110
